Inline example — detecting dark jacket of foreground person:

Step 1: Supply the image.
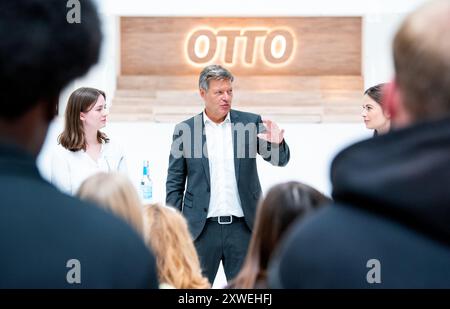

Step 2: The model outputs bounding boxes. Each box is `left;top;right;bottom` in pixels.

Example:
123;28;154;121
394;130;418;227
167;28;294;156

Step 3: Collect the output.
269;117;450;288
0;143;158;288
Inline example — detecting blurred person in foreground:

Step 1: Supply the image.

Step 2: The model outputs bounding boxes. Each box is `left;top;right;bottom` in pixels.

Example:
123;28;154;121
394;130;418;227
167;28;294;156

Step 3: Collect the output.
144;204;210;289
0;0;157;288
230;182;330;289
268;0;450;288
77;172;144;237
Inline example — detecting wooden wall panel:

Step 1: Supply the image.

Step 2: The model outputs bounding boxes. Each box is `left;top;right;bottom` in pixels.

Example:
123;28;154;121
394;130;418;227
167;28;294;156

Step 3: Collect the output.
114;17;363;123
121;17;361;76
111;75;364;123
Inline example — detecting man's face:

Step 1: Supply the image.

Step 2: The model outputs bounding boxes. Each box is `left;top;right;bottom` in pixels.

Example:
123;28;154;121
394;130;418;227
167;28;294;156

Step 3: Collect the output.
200;79;233;122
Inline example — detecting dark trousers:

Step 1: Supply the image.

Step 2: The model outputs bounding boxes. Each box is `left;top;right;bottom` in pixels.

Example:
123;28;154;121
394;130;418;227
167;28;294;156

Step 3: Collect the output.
195;218;251;284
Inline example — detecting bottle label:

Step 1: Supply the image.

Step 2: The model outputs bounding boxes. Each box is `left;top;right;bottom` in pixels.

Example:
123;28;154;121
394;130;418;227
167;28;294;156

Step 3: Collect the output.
142;186;152;200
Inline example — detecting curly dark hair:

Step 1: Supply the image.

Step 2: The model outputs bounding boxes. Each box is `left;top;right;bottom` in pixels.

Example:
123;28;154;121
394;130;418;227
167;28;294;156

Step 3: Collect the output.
0;0;102;119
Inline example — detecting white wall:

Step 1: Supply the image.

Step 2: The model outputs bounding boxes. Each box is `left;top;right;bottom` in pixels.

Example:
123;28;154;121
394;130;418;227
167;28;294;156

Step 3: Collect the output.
58;11;119;114
100;0;426;16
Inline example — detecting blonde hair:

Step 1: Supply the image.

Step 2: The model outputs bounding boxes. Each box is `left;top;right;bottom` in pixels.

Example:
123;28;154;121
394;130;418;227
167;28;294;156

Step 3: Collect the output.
144;204;210;289
76;172;144;236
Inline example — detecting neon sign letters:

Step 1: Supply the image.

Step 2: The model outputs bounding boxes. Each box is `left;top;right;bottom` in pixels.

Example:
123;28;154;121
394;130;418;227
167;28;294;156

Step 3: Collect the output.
185;28;296;67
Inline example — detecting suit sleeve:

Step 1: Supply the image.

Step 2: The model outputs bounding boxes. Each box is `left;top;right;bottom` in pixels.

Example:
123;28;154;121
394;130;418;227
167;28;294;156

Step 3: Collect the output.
256;115;290;167
165;124;187;211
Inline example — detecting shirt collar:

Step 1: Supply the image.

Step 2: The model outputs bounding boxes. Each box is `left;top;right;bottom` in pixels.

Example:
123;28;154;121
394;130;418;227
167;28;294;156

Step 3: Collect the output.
203;110;231;125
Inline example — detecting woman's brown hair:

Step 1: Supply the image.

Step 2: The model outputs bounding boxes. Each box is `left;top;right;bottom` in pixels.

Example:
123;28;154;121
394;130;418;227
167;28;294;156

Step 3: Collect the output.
364;83;388;106
144;204;210;289
58;87;109;151
231;182;331;289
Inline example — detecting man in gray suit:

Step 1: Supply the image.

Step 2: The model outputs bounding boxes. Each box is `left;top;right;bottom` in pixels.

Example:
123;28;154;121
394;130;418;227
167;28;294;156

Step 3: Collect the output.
166;65;290;283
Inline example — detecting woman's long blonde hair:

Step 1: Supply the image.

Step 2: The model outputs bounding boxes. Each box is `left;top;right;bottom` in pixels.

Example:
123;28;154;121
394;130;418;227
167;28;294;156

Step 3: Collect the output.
76;172;144;236
144;205;210;289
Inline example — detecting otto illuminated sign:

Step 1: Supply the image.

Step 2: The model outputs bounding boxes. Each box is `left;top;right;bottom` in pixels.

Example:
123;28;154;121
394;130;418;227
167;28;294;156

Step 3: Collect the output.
185;28;296;67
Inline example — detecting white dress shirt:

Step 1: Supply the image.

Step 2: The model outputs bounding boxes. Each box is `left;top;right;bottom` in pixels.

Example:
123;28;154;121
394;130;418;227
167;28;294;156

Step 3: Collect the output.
203;111;244;218
50;141;128;195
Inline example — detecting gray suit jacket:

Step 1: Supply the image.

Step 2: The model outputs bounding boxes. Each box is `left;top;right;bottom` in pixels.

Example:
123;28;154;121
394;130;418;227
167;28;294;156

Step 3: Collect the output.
166;109;290;239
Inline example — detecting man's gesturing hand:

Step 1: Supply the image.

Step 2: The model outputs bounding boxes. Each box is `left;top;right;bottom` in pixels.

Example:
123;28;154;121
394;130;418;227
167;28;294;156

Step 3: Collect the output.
257;119;285;144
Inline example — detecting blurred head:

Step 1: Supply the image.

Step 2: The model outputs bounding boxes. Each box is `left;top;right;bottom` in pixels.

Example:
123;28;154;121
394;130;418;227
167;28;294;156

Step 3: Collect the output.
232;182;331;288
389;0;450;127
199;65;234;123
144;204;210;289
362;83;391;133
58;87;109;151
0;0;101;154
76;172;144;236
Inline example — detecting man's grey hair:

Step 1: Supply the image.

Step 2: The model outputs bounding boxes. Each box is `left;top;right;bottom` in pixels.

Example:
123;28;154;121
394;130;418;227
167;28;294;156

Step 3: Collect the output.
199;65;234;91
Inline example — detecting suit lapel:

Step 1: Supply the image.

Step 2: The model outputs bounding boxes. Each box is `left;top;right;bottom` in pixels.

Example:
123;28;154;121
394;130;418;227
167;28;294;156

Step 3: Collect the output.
230;110;241;184
199;113;211;188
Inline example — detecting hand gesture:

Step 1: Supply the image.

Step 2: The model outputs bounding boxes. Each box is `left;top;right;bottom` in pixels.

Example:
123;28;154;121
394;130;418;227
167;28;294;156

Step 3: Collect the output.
257;119;285;144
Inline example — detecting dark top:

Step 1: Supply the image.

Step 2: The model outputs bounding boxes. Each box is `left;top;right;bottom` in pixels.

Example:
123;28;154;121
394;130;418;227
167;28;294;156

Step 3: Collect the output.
0;143;159;288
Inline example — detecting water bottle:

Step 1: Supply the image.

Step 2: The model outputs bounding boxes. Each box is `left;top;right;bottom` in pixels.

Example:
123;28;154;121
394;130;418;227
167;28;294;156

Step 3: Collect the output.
140;160;153;204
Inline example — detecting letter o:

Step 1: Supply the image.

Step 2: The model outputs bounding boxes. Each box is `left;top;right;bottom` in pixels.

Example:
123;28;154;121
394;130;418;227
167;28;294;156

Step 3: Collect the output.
187;30;217;64
263;30;294;64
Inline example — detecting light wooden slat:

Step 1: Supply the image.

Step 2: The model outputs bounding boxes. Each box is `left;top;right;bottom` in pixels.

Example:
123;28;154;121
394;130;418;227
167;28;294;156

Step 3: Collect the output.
121;17;361;76
116;75;363;92
116;17;363;123
111;77;364;123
